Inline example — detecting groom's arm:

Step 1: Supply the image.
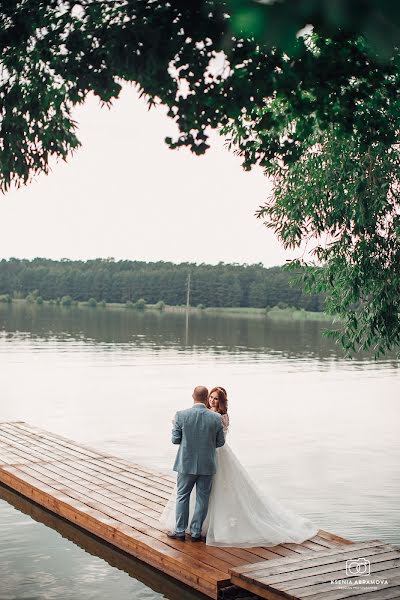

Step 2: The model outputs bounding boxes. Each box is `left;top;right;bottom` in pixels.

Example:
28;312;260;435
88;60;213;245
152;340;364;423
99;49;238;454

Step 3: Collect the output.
216;420;225;448
171;412;182;445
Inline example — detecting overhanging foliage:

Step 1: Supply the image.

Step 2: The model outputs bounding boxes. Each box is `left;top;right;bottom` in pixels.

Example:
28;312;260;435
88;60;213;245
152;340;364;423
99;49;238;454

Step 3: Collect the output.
2;1;400;355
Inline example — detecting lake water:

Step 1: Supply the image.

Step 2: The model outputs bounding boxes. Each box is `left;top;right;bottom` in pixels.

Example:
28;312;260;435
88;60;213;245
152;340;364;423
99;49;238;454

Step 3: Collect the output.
0;303;399;600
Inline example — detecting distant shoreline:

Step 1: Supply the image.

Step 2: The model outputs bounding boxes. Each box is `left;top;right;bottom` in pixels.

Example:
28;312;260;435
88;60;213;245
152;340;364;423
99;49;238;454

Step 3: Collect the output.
2;298;334;321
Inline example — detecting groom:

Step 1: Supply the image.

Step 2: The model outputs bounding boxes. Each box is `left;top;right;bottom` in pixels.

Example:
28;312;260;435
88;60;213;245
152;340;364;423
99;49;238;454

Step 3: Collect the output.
167;385;225;541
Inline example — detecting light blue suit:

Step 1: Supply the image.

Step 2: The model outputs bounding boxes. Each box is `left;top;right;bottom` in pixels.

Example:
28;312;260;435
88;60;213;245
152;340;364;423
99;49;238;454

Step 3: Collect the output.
172;403;225;537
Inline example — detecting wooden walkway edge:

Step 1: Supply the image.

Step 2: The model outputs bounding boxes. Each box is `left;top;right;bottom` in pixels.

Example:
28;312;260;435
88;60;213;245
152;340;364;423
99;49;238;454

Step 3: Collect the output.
0;421;354;599
230;540;400;599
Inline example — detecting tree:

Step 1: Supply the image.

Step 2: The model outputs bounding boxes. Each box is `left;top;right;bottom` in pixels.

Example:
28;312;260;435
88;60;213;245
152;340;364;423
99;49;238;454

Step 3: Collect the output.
61;295;72;306
133;298;146;310
2;2;400;353
249;281;265;308
224;47;400;355
0;258;314;310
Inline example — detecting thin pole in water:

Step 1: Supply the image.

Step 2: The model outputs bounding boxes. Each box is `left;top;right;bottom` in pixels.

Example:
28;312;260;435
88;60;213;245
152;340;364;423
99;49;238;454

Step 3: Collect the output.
185;272;191;345
186;272;191;309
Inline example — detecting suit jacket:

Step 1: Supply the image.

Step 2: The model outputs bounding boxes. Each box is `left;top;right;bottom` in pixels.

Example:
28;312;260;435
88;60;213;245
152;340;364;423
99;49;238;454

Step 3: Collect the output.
172;403;225;475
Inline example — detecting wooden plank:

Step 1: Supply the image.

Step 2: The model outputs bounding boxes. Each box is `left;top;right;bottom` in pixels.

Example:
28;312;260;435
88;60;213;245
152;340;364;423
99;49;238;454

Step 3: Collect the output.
14;462;241;575
0;440;171;508
297;539;333;552
264;554;400;587
0;465;225;597
317;529;353;545
1;425;174;497
4;422;176;492
311;535;341;549
3;422;107;459
223;546;288;564
285;562;400;596
279;542;320;555
0;438;55;465
345;587;400;599
230;541;385;575
30;457;168;508
231;542;400;600
247;546;301;560
244;548;399;584
101;455;176;486
19;461;164;520
0;431;70;464
243;545;397;579
8;422;175;485
61;459;172;499
291;573;400;599
229;571;400;600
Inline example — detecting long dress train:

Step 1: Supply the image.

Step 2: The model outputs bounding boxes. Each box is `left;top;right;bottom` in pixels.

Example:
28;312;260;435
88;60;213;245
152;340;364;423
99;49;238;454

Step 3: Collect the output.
159;413;319;547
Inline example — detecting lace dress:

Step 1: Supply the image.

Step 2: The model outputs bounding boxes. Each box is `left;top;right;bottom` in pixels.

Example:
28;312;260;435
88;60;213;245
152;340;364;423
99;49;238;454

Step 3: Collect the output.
159;413;319;547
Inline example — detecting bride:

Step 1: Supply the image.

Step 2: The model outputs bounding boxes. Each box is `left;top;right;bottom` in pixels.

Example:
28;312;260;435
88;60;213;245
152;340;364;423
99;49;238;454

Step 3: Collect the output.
159;386;319;547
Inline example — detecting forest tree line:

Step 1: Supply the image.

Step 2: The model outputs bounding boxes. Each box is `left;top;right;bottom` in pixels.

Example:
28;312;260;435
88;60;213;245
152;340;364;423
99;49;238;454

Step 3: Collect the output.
0;258;324;311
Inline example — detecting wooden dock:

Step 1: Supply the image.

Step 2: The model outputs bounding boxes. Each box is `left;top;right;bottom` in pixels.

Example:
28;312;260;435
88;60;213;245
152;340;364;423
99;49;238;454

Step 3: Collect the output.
0;482;206;600
230;541;400;599
0;421;386;599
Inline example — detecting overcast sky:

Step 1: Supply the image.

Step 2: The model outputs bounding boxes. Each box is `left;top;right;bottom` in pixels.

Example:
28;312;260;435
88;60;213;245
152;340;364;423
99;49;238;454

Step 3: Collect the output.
0;85;297;267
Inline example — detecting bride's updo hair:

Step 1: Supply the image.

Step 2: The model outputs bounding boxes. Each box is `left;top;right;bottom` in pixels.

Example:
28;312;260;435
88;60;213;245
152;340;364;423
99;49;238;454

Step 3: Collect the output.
207;386;228;415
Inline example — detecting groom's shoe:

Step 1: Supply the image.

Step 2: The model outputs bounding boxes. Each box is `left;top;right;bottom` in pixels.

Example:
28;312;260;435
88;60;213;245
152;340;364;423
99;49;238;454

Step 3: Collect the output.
166;531;186;541
190;534;204;542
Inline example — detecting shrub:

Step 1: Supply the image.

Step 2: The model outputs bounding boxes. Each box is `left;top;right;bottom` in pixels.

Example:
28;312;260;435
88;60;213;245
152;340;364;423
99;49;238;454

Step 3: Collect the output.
277;302;288;310
0;294;12;303
155;300;165;310
36;296;43;305
125;300;134;309
26;289;39;302
61;295;72;306
99;300;106;307
197;303;206;310
55;297;61;305
48;299;55;305
133;298;146;310
87;297;97;307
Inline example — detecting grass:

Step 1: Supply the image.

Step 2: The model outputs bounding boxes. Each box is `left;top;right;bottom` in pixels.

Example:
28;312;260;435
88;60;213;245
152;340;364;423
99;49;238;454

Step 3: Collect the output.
5;298;334;321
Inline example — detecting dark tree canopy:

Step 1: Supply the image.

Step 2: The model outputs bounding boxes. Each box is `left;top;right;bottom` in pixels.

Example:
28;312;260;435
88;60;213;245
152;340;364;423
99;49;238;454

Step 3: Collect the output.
0;258;324;311
2;0;400;188
1;1;400;355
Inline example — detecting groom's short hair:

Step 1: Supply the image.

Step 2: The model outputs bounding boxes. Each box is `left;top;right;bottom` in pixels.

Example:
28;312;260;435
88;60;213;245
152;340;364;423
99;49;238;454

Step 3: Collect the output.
193;385;208;404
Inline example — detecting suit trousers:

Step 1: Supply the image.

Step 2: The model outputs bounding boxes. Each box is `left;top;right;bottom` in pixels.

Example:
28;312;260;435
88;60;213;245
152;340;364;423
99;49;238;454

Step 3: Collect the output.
175;472;213;537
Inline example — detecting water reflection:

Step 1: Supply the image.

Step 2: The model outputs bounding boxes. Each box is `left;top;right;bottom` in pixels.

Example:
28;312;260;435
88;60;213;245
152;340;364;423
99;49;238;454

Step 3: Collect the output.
1;302;398;365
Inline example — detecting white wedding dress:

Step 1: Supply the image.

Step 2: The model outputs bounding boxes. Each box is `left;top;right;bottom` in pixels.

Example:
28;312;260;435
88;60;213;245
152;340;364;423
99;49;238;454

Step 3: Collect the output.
159;413;319;547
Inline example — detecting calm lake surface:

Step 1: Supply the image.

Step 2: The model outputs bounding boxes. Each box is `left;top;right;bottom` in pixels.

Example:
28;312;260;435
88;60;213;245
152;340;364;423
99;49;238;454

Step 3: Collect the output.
0;303;399;600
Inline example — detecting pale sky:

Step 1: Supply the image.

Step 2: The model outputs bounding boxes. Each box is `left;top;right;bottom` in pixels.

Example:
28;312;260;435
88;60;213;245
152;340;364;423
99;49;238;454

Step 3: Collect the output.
0;85;296;267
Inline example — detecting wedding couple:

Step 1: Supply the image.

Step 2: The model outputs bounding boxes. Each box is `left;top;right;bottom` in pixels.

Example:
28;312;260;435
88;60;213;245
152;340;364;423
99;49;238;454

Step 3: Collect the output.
159;385;319;547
